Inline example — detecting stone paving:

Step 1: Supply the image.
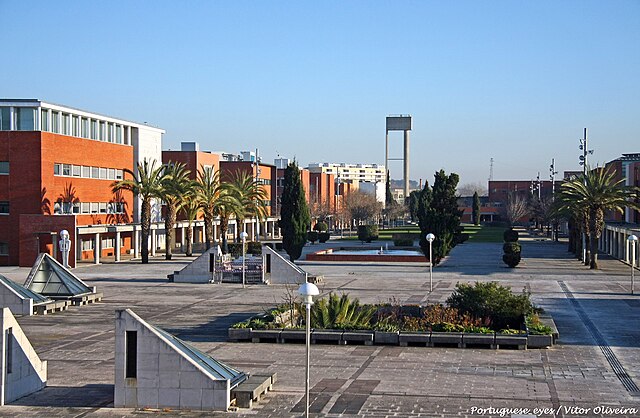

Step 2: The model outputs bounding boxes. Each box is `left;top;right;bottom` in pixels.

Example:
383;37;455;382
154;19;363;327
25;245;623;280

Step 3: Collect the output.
0;234;639;417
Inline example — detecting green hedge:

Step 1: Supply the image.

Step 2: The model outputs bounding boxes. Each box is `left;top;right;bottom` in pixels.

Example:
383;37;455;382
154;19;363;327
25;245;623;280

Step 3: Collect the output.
357;225;379;243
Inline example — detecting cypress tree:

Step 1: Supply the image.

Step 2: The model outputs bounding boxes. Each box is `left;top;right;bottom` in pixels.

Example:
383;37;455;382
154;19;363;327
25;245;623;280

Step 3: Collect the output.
279;161;311;261
385;170;395;207
472;191;481;225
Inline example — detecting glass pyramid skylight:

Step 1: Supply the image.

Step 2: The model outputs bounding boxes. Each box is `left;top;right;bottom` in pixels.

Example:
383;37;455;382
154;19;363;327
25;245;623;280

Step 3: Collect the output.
24;253;93;297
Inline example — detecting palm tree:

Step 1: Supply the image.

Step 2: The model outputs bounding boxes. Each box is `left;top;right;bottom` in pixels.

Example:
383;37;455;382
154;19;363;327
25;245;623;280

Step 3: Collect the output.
180;180;200;257
558;165;640;269
229;170;268;241
112;159;164;264
216;189;241;254
160;162;191;260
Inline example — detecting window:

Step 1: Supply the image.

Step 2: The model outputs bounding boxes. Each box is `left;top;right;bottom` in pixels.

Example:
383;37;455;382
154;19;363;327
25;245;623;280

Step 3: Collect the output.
116;169;123;180
72;165;81;177
82;240;94;251
99;202;107;213
72;115;79;136
125;331;137;378
91;119;98;139
41;109;49;131
0;107;10;130
81;118;89;138
62;164;71;176
72;202;80;214
115;125;122;144
53;202;61;214
108;168;115;180
16;107;35;130
0;242;8;256
53;163;60;176
62;113;70;135
107;123;114;142
51;111;60;133
99;121;106;141
91;166;99;178
81;202;90;214
0;201;8;214
102;237;114;248
82;166;91;178
0;161;8;174
99;167;107;179
90;202;99;213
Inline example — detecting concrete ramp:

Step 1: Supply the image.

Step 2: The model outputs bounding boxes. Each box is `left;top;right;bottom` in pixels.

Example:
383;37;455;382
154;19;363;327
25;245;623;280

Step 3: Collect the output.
171;246;220;283
0;307;47;405
114;308;247;411
263;246;307;284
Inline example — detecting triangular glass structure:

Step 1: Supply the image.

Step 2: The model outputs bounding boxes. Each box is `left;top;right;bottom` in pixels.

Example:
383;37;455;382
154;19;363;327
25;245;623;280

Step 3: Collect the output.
0;274;52;304
152;324;247;387
24;253;93;298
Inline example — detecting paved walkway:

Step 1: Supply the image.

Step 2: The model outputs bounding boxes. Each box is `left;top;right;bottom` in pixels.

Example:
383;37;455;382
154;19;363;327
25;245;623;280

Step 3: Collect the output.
1;235;639;417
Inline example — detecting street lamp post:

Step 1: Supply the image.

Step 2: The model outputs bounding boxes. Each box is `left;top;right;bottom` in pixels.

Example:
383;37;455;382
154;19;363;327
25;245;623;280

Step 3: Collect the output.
628;235;638;295
426;233;435;292
240;231;248;288
298;282;319;418
59;229;71;268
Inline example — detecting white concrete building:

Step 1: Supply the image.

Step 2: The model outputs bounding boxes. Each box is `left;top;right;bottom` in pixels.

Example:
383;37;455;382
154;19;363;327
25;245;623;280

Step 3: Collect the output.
307;162;385;183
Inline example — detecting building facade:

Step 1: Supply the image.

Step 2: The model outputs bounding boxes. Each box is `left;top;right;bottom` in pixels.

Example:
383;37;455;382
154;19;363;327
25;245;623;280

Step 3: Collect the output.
307;162;385;183
0;99;164;267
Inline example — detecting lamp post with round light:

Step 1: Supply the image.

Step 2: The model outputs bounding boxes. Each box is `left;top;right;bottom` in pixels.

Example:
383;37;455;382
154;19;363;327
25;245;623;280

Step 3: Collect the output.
240;231;248;288
628;235;638;295
298;281;319;418
426;233;435;292
59;229;71;268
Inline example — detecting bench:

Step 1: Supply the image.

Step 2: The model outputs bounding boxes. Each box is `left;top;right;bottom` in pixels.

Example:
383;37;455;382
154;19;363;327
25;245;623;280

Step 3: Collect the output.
231;374;273;408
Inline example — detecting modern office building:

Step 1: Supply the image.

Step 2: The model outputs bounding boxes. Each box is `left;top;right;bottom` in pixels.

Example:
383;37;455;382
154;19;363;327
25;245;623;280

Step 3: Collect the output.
0;99;164;267
307;162;385;184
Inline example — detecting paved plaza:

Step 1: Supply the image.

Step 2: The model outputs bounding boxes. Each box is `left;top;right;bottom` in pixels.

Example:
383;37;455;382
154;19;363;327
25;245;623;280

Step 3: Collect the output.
0;236;639;417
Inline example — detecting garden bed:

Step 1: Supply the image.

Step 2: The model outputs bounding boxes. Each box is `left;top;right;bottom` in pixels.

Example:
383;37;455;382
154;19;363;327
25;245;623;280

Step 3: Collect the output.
229;282;557;349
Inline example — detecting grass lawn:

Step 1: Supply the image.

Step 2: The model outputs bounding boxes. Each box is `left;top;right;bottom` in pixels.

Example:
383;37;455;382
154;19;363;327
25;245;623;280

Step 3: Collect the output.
336;225;420;241
463;224;505;242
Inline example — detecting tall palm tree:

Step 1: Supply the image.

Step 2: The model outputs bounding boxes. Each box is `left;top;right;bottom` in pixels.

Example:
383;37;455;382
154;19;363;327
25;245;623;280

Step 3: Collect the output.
160;162;191;260
229;170;268;241
558;165;640;269
112;159;164;264
180;180;200;257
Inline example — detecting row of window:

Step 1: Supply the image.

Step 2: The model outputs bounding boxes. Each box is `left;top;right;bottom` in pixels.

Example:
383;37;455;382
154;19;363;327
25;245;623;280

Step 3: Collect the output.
54;163;124;181
0;161;8;174
54;201;126;215
81;237;119;251
0;106;131;145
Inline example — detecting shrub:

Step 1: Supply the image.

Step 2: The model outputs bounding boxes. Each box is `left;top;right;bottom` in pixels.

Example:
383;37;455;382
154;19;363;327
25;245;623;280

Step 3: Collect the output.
526;314;553;335
503;229;519;242
226;243;243;258
247;241;262;255
310;293;376;330
307;231;318;244
503;242;521;254
455;233;470;244
393;238;414;246
318;232;330;243
431;322;464;332
314;222;328;232
446;282;533;330
357;225;379;243
503;253;522;268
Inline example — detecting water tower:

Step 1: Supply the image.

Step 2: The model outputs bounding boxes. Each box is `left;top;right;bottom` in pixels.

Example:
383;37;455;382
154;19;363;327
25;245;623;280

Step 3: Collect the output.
385;115;412;200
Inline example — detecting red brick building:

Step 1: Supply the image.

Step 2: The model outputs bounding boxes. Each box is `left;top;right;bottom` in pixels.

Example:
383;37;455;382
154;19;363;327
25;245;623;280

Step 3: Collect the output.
0;99;164;267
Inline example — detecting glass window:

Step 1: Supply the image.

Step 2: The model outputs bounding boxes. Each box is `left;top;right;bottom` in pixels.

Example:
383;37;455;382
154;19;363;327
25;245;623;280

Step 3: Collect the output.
53;202;61;214
0;242;8;256
99;121;106;141
91;166;99;178
72;116;79;136
53;163;61;175
82;166;90;178
0;201;8;214
108;168;115;180
81;202;90;213
115;125;122;144
90;202;99;213
107;123;113;142
81;118;89;138
62;202;71;214
16;107;35;130
40;109;49;131
91;119;98;139
62;113;70;135
82;240;93;251
62;164;71;176
99;167;107;179
72;202;80;214
116;169;123;180
72;165;81;177
0;107;10;130
99;202;107;213
51;111;59;133
0;161;8;174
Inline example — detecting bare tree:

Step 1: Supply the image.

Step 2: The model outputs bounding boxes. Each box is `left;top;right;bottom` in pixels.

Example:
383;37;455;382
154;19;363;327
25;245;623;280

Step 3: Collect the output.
505;192;529;226
457;182;488;197
344;190;382;224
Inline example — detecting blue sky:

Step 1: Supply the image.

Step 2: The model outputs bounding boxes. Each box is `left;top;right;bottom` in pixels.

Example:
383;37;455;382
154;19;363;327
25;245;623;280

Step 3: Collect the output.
1;1;638;187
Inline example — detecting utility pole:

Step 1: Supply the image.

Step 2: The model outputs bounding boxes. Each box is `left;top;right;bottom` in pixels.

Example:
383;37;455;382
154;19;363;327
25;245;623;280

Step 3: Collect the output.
536;172;541;200
578;128;594;264
488;157;494;182
549;158;558;241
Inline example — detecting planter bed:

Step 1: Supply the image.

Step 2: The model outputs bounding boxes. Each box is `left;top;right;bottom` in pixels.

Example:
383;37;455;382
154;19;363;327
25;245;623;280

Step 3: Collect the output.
311;330;344;345
341;331;374;346
279;329;306;344
250;329;281;343
399;332;431;347
494;334;527;350
461;333;495;348
430;332;463;348
374;331;399;345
